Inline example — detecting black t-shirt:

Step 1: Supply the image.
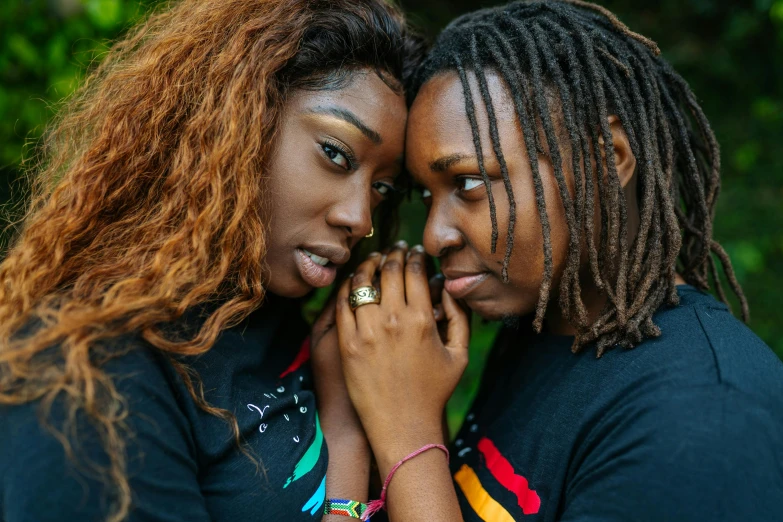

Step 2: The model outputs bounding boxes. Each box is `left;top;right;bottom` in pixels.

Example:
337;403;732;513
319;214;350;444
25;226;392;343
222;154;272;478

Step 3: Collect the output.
0;298;328;521
451;286;783;522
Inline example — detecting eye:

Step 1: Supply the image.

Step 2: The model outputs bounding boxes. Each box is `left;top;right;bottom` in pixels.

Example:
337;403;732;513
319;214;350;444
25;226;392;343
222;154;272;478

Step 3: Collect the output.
373;181;395;198
321;141;353;170
458;177;484;192
418;187;432;208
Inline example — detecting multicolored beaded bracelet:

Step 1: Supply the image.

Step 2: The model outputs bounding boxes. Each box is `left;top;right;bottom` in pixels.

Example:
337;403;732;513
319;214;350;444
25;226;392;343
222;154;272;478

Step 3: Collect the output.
324;498;368;519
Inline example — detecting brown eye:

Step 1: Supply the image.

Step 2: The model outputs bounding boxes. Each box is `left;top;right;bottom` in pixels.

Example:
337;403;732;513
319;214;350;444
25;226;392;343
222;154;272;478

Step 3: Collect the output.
321;143;351;170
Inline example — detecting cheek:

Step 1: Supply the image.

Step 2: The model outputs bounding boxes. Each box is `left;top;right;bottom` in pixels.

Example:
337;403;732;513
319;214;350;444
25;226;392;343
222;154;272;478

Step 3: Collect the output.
266;153;333;235
498;168;571;290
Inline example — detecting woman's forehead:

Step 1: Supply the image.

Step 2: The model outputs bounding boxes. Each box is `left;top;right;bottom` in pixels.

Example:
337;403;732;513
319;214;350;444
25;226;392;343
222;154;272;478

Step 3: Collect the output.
406;70;519;166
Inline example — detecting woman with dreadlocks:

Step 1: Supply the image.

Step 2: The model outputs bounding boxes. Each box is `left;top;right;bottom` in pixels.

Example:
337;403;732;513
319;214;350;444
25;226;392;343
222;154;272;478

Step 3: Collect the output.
333;1;783;521
0;0;422;521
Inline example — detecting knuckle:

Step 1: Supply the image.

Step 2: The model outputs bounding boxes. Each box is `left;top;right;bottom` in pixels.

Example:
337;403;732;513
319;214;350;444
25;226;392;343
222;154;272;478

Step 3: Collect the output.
406;259;425;275
451;348;469;368
412;311;432;329
382;259;402;273
358;328;376;344
385;313;401;330
352;272;370;287
342;341;361;359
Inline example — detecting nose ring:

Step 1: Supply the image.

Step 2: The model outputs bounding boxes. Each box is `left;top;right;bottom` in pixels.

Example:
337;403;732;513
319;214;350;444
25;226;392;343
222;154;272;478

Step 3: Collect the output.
365;226;374;238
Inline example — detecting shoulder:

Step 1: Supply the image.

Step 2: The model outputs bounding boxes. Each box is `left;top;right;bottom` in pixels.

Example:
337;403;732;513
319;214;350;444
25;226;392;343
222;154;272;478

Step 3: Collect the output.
0;339;183;446
564;383;783;521
595;286;783;404
571;288;783;492
0;340;205;521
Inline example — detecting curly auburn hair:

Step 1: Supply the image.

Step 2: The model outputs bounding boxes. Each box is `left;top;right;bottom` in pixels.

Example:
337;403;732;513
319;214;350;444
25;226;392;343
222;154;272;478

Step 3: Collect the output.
0;0;421;519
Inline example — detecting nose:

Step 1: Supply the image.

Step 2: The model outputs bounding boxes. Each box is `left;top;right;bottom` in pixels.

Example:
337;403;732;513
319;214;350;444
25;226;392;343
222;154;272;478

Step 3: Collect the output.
423;199;464;258
326;181;373;242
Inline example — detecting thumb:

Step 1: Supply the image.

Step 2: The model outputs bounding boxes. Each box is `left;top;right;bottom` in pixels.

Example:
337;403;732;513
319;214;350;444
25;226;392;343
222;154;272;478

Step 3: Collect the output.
441;289;470;354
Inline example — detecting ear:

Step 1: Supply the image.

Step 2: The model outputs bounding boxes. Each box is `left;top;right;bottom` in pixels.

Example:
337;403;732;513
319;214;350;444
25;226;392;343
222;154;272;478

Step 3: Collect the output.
599;115;636;188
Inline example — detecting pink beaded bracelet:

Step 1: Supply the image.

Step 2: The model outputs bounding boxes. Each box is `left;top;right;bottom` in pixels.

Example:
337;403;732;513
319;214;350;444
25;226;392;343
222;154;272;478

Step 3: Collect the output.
361;443;450;521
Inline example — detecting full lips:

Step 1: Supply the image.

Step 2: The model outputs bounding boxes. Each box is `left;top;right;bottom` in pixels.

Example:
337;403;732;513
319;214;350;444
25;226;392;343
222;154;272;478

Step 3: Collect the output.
295;248;337;288
444;272;489;299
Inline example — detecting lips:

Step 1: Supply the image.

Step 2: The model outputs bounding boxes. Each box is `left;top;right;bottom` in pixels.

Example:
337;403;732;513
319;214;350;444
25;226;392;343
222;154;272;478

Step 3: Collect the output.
443;271;490;299
295;248;339;288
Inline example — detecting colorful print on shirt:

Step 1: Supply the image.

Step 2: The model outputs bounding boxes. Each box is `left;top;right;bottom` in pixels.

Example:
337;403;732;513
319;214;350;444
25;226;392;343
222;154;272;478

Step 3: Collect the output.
244;337;326;518
454;435;540;521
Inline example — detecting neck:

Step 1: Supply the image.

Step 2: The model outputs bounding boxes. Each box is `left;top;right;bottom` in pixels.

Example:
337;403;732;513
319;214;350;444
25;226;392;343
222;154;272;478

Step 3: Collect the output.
544;270;688;337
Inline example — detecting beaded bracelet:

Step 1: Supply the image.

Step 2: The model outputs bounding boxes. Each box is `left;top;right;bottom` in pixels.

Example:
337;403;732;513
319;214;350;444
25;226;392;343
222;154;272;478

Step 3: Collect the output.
324;498;368;519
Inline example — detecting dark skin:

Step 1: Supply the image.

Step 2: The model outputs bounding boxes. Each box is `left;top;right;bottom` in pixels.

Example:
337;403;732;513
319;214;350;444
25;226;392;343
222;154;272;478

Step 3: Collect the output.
265;71;405;297
264;69;407;519
334;70;685;520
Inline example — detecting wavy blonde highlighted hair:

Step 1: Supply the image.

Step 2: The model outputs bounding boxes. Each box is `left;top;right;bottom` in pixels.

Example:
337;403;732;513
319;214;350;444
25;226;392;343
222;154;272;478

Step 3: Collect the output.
0;0;420;519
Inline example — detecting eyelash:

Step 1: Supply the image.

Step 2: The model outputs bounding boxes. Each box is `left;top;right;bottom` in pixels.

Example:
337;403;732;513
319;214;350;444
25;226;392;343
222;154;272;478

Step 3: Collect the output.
321;139;357;171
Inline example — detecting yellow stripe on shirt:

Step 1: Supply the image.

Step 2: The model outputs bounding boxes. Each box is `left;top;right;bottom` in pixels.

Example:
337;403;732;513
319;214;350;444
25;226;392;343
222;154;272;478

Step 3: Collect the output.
454;463;517;522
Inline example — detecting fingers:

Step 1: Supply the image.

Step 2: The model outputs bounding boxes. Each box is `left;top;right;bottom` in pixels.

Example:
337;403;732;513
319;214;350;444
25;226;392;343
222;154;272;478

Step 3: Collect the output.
441;288;470;353
428;274;446;322
350;252;383;327
429;273;445;304
404;245;432;311
379;240;408;308
335;277;356;343
351;252;382;291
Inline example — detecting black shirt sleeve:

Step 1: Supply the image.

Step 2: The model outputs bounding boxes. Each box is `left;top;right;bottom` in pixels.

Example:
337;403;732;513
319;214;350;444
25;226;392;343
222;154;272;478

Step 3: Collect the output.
1;347;212;522
560;385;783;522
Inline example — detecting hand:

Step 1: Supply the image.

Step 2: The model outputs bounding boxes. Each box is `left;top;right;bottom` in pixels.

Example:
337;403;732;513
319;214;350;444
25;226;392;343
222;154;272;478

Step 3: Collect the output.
311;299;367;444
335;242;470;470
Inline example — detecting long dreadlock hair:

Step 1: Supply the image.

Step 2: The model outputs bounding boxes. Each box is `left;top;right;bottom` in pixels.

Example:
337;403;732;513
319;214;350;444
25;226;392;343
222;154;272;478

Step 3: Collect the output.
409;0;748;356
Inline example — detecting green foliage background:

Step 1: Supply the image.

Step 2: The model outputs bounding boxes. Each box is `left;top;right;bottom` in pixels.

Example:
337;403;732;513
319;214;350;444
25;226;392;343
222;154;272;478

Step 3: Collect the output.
2;0;782;431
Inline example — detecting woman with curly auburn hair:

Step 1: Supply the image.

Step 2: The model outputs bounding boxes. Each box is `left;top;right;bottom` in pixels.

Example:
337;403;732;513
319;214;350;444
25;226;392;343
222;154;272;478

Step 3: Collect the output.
0;0;421;520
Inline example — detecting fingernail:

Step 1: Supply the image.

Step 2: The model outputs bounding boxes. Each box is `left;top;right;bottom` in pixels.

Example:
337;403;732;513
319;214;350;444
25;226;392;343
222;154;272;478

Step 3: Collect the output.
380;254;387;265
395;240;408;249
348;272;355;278
412;244;425;253
369;251;381;258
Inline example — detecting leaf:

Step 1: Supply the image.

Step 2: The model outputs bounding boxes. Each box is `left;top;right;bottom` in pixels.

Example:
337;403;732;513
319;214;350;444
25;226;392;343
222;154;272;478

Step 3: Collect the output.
84;0;123;30
6;34;40;70
732;142;762;173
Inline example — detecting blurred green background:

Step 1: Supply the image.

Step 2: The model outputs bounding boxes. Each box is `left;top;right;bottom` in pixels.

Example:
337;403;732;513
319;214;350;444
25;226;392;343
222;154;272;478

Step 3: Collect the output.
2;0;782;432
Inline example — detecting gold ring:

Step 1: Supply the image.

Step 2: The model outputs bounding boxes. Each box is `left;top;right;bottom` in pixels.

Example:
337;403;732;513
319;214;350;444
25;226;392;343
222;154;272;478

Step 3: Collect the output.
349;286;381;311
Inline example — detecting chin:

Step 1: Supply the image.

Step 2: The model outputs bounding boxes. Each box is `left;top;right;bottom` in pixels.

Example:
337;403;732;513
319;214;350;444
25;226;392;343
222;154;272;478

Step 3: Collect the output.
464;294;535;323
265;278;313;299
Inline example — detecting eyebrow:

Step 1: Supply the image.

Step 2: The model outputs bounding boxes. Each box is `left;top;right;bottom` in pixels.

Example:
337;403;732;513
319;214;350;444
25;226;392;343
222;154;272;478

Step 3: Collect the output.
306;106;382;144
429;153;475;172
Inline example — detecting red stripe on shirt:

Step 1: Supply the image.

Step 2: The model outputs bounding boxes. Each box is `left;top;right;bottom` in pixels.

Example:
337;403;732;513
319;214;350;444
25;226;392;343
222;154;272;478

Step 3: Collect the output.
478;436;541;515
279;337;311;378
